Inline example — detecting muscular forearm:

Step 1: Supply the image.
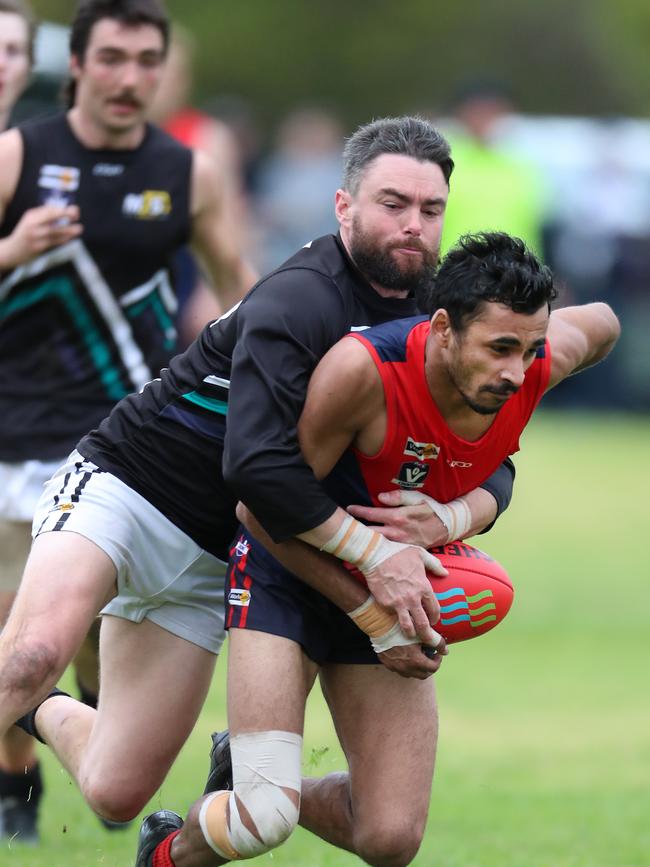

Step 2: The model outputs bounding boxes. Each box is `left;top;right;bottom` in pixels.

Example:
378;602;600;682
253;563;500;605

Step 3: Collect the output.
461;487;500;538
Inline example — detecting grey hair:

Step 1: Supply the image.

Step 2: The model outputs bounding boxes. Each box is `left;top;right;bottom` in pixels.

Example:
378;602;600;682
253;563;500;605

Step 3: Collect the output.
342;116;454;194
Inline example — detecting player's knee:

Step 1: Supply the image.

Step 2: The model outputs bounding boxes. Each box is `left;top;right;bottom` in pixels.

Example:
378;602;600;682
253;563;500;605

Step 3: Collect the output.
200;731;302;859
81;776;149;823
0;637;62;701
355;821;425;867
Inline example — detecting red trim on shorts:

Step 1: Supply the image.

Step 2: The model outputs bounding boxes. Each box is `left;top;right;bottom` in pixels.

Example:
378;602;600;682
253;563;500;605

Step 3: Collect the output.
237;574;253;628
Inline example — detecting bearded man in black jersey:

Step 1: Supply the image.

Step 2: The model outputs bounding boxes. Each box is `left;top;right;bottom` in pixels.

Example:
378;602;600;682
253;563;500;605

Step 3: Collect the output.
0;0;255;842
0;113;516;853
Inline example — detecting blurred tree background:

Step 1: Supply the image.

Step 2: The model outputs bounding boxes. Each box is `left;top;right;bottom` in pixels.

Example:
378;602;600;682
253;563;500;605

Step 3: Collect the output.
30;0;650;130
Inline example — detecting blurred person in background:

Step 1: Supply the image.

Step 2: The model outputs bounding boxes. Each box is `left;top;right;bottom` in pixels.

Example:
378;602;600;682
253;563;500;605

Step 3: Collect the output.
439;79;545;257
254;107;343;271
0;0;43;845
149;23;253;345
0;0;33;131
0;0;252;842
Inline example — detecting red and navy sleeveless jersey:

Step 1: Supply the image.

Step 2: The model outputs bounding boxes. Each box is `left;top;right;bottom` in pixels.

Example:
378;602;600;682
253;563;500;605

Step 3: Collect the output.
321;316;551;508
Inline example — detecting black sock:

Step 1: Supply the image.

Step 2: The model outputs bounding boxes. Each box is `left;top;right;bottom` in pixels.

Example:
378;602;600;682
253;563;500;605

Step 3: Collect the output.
76;675;98;710
13;688;71;744
0;761;43;809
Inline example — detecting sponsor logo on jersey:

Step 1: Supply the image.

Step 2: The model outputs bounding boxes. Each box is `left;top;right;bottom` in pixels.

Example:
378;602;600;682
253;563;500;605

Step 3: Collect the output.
122;190;171;220
447;459;473;468
235;538;250;558
228;588;251;607
38;164;80;192
403;438;440;461
93;162;125;177
392;461;431;489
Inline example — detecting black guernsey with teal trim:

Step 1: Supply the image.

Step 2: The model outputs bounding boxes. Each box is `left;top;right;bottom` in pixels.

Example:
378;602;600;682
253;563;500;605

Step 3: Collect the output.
79;234;515;561
0;113;192;462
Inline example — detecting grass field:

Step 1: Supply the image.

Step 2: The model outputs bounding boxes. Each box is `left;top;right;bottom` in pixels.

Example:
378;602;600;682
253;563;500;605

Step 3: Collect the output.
3;411;649;867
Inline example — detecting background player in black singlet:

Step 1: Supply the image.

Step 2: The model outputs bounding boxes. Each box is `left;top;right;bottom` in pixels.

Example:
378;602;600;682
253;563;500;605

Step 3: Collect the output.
0;0;254;843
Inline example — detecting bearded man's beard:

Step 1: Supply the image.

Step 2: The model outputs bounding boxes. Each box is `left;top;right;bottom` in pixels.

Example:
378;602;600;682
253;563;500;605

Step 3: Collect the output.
349;217;439;297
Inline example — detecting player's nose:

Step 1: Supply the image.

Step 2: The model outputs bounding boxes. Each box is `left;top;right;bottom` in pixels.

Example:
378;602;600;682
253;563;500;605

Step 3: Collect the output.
402;207;423;236
501;358;525;388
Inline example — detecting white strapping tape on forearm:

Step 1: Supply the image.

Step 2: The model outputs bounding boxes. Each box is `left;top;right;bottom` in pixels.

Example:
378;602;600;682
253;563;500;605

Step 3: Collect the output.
421;495;472;542
321;513;414;574
199;730;303;859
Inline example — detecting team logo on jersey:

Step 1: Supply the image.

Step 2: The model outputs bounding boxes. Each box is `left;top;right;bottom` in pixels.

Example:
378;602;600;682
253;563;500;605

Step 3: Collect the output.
403;438;440;461
122;190;171;220
38;164;80;192
392;461;431;489
228;588;251;607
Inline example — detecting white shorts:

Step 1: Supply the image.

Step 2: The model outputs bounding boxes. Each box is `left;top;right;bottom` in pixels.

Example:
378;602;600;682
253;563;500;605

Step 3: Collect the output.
32;451;227;654
0;458;64;522
0;458;65;591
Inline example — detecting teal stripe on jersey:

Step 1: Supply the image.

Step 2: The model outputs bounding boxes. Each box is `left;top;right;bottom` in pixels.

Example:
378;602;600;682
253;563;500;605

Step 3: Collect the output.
125;292;176;350
0;276;129;400
182;391;228;415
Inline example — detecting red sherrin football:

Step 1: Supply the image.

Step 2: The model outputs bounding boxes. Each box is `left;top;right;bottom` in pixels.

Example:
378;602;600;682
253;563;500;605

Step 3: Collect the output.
427;541;513;644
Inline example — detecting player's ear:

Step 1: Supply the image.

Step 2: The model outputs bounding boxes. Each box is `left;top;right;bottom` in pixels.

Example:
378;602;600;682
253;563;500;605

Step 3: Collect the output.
69;53;82;80
335;188;352;228
430;309;452;346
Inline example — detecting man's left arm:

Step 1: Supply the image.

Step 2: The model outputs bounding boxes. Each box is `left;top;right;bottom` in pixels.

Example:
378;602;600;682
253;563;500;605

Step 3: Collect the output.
189;149;257;312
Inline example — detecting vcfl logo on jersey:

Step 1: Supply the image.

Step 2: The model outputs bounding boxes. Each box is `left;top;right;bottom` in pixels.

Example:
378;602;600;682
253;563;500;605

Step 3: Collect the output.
403;437;440;461
122;190;171;220
392;461;431;490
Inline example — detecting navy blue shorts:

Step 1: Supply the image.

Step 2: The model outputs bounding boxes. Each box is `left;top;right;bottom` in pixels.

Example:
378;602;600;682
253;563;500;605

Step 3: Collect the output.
224;528;377;666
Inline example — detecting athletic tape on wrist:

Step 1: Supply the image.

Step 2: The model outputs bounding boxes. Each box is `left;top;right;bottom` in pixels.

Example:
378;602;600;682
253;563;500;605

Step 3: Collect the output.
347;595;440;654
321;514;411;574
421;495;472;542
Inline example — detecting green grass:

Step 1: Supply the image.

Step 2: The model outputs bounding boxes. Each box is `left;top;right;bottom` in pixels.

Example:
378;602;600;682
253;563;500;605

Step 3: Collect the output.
4;412;649;866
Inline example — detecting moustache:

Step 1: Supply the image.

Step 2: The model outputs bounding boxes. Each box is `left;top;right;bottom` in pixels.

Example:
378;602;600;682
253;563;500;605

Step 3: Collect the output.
480;384;520;398
109;93;142;108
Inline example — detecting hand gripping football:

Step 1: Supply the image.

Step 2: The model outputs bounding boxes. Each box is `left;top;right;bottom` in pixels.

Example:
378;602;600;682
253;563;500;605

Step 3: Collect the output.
427;541;514;644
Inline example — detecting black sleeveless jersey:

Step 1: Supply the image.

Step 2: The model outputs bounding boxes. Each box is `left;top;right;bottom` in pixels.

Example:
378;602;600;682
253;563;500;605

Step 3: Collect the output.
0;113;192;461
80;234;514;561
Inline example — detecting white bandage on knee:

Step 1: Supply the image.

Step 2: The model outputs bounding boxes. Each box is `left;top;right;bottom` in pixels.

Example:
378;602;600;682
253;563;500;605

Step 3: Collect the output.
199;731;302;860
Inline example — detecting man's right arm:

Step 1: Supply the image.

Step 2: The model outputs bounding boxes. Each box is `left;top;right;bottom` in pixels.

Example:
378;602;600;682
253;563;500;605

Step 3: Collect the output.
0;129;81;273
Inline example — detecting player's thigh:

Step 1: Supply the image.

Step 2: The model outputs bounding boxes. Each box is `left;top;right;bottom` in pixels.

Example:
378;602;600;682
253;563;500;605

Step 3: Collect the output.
82;615;216;790
228;628;319;735
321;663;438;828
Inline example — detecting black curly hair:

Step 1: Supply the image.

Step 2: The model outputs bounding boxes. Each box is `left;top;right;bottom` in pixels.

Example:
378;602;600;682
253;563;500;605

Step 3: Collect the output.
425;231;557;331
